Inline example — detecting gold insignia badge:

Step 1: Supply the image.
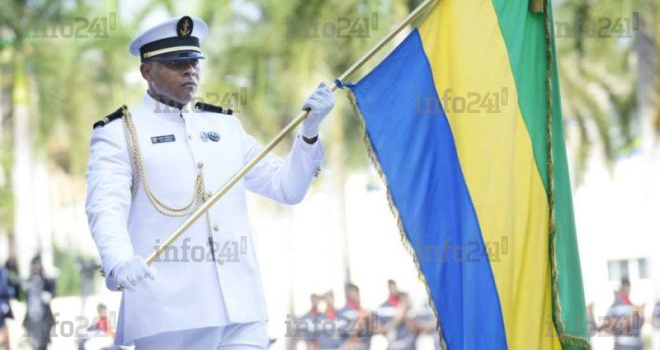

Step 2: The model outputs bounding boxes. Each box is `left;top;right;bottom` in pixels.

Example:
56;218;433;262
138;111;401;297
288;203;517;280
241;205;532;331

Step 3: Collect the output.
177;16;193;38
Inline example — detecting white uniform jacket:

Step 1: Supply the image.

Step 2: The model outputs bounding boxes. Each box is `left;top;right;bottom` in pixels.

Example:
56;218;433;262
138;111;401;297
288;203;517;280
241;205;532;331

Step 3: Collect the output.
85;93;323;345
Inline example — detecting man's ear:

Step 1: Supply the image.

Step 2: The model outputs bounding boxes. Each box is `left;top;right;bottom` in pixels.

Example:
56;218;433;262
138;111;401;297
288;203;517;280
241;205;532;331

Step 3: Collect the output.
140;62;153;81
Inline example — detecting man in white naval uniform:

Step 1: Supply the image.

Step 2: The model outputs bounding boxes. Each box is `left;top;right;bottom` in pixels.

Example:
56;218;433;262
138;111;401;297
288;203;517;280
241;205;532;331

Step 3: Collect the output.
85;16;335;349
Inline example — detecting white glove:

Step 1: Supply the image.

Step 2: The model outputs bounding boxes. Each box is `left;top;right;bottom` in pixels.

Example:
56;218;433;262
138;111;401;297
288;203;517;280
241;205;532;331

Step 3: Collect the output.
106;255;155;292
301;82;335;138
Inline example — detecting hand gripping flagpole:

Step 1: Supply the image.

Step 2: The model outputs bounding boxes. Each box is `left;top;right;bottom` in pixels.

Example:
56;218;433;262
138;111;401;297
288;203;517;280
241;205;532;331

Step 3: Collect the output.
108;0;440;286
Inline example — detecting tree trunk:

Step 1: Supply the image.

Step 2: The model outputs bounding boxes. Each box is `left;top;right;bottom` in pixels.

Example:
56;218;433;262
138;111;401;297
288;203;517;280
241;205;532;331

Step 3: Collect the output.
328;98;351;295
0;79;8;260
635;0;657;152
12;51;39;277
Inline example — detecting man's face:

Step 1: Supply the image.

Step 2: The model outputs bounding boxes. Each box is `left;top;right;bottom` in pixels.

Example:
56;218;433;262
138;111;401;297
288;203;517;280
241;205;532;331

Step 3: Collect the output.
346;287;359;302
141;58;200;105
30;261;43;275
388;282;398;295
621;284;631;297
98;307;108;318
324;292;334;306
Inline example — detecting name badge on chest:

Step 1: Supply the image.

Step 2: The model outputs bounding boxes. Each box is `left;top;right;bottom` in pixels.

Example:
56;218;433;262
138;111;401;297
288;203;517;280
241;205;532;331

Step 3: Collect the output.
151;134;176;144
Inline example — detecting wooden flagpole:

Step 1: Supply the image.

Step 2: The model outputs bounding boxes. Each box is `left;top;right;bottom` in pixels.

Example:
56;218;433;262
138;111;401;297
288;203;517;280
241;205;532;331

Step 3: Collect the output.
142;0;440;268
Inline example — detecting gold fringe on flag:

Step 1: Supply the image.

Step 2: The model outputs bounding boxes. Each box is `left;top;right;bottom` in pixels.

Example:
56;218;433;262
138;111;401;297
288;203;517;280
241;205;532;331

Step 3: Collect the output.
543;0;591;347
345;90;448;350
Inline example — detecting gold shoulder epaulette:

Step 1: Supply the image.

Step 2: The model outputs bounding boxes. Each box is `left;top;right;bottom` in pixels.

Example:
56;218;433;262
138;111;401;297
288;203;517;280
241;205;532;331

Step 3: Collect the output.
93;105;128;129
194;101;233;115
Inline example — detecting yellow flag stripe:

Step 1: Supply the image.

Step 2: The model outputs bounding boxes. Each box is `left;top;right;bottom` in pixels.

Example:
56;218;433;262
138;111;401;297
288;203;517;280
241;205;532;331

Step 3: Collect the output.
418;1;562;348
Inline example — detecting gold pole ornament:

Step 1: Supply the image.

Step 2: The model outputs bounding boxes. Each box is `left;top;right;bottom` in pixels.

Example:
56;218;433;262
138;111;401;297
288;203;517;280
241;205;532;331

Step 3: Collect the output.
530;0;545;13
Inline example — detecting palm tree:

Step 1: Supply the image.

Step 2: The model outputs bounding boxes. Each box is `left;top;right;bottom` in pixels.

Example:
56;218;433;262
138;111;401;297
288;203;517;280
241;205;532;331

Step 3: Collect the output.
554;0;658;184
0;0;66;276
0;0;151;274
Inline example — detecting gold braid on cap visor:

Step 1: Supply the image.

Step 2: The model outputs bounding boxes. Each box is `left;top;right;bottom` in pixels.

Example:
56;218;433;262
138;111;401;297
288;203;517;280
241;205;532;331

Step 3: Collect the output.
142;46;202;59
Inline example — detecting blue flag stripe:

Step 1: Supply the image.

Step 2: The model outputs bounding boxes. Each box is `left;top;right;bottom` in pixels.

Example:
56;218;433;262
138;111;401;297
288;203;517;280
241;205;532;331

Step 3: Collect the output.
351;29;508;350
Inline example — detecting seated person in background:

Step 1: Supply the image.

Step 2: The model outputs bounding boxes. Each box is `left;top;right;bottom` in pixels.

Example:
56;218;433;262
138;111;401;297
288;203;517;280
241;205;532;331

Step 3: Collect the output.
375;292;419;350
339;284;372;350
79;304;118;350
318;291;345;350
599;279;645;350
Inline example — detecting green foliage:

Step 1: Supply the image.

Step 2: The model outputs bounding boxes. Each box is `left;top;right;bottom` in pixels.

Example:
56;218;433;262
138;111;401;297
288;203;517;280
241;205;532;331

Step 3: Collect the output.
0;0;655;182
53;245;83;296
0;138;13;231
553;0;657;183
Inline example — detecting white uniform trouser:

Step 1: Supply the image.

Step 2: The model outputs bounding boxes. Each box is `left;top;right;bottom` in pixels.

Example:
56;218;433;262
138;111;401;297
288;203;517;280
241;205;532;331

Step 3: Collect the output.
132;322;268;350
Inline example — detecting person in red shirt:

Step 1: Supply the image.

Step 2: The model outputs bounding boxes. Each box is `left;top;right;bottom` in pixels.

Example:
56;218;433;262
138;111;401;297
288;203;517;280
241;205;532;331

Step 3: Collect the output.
339;284;372;350
599;279;645;350
300;294;321;350
386;280;400;308
93;304;115;338
78;303;118;350
318;291;342;349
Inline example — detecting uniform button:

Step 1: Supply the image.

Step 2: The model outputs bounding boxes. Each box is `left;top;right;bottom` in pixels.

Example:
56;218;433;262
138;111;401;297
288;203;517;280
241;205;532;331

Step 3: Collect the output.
217;259;225;265
213;225;219;232
206;191;213;198
187;134;193;140
197;161;204;169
